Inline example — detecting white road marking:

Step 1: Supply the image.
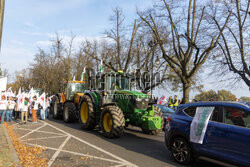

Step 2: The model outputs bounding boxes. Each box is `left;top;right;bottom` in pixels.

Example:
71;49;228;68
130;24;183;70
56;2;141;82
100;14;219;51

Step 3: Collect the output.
43;121;138;167
48;135;71;167
14;127;66;136
14;120;137;167
110;164;127;167
24;142;124;165
20;135;67;142
19;123;46;139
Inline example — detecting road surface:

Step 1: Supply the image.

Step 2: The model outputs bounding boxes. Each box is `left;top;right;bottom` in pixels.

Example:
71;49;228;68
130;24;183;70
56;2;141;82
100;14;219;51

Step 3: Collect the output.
11;118;220;167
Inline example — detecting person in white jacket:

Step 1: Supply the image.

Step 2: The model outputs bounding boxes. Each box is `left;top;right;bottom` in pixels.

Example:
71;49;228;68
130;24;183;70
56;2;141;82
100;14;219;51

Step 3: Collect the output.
21;97;29;124
6;96;16;122
0;95;7;124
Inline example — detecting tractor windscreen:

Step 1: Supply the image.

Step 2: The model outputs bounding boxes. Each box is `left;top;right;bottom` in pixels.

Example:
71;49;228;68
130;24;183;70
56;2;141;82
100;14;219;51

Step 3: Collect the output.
66;83;85;101
70;83;85;93
106;76;130;91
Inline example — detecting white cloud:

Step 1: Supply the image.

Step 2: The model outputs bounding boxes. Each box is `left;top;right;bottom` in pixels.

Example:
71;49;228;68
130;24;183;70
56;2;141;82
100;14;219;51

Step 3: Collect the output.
36;40;53;47
0;47;35;75
23;0;90;17
20;31;50;37
24;22;39;29
10;40;24;46
35;33;107;48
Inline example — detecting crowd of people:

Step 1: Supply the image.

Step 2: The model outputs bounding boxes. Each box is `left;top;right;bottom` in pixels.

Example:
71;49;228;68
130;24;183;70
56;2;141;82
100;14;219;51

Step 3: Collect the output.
156;95;180;110
0;88;50;124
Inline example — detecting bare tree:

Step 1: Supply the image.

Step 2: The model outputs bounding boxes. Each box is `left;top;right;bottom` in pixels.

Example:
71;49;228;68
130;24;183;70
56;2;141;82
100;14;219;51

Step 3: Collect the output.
139;0;232;103
212;0;250;88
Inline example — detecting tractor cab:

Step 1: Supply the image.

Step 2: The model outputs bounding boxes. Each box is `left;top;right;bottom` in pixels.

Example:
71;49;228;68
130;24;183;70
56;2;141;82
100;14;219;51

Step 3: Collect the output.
105;74;130;92
65;81;85;101
96;71;131;93
95;71;132;104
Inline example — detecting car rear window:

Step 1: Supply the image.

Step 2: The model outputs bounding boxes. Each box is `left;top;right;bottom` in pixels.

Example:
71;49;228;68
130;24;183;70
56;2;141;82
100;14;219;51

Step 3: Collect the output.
183;106;221;122
183;106;196;117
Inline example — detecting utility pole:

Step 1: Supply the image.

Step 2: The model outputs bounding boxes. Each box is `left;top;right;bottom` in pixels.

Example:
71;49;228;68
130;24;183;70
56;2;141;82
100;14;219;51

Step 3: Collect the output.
0;0;5;52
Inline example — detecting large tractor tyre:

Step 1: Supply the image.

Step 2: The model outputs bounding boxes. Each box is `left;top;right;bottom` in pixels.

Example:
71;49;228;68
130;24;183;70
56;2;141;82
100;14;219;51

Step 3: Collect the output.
142;106;164;135
100;106;125;138
79;96;96;130
53;99;63;119
63;102;77;123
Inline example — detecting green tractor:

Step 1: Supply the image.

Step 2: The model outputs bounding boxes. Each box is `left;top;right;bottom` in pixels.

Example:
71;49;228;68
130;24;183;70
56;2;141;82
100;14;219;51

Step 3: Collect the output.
79;71;163;138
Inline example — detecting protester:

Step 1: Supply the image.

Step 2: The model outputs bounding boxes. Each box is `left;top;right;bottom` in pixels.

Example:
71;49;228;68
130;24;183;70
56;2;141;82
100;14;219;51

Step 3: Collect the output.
0;95;7;124
31;96;39;123
45;95;50;119
6;96;16;122
13;97;20;120
168;96;173;109
21;97;29;124
39;103;45;120
172;95;179;111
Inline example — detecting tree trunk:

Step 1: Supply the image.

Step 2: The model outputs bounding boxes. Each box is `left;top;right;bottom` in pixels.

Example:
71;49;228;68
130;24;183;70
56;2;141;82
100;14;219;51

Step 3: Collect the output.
182;80;191;104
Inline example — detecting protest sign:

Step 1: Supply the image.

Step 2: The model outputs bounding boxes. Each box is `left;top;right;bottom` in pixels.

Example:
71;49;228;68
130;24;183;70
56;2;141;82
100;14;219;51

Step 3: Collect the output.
0;77;7;92
190;107;214;144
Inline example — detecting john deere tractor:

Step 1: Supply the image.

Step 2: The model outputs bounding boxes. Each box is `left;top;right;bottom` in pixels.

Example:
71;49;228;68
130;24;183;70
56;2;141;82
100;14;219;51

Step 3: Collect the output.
52;81;86;123
79;71;163;138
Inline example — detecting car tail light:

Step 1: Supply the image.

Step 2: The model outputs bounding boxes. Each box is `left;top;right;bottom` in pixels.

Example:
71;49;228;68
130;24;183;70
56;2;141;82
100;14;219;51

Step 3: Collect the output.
166;117;171;122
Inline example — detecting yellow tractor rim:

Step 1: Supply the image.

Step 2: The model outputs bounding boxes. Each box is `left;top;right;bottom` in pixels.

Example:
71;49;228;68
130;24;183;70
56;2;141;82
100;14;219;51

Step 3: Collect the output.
103;113;113;132
80;102;88;123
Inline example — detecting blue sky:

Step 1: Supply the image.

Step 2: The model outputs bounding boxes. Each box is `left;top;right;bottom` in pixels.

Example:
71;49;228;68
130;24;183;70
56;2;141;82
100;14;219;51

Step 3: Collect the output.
0;0;249;98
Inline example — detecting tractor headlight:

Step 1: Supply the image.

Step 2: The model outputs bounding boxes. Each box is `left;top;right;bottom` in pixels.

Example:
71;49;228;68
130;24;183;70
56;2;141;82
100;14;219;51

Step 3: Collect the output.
136;97;142;101
145;98;149;102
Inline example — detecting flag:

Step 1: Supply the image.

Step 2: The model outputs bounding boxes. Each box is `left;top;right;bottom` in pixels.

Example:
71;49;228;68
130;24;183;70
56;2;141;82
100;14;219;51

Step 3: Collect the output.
100;60;103;72
0;77;7;92
38;92;46;109
81;68;86;81
157;95;166;105
6;87;12;97
18;91;25;111
190;107;214;144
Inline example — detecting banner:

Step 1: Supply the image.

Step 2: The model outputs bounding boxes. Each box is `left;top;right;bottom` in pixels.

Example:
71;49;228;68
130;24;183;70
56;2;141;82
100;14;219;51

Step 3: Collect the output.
157;95;167;105
0;77;7;92
38;92;46;109
190;107;214;144
0;100;7;110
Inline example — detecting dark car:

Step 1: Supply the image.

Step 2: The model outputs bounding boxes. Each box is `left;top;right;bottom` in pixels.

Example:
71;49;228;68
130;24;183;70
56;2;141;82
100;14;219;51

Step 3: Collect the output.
165;101;250;166
154;104;175;130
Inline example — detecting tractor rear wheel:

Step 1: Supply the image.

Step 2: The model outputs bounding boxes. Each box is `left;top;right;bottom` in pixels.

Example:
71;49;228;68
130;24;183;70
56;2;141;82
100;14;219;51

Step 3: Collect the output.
142;106;164;135
63;102;77;123
79;95;96;130
100;106;125;138
53;98;62;119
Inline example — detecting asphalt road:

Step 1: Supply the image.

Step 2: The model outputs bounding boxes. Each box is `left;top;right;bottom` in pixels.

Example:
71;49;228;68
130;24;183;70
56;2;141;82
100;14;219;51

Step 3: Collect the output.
11;118;221;167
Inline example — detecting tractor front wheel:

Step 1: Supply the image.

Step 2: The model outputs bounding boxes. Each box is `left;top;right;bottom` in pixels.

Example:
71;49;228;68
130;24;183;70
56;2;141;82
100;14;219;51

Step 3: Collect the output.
79;95;96;130
63;102;77;123
142;106;164;135
53;98;62;119
100;106;125;138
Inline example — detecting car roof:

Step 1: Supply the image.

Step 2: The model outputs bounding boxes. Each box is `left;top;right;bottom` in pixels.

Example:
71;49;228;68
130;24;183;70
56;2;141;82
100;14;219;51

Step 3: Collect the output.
179;101;250;110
